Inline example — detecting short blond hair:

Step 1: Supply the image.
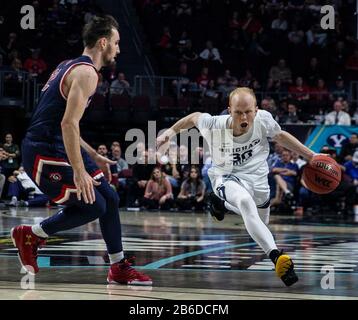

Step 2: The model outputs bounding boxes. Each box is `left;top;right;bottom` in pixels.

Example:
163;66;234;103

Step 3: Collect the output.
229;87;257;107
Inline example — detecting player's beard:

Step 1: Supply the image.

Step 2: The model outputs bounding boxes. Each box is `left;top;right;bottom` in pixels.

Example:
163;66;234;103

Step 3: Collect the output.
102;46;115;66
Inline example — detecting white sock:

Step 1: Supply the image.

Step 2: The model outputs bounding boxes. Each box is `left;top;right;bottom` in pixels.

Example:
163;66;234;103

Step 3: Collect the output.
109;251;124;264
32;224;48;238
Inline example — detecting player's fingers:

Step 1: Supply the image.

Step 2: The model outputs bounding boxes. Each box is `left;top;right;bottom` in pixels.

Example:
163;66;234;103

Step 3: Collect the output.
76;189;82;201
89;184;96;204
81;185;89;204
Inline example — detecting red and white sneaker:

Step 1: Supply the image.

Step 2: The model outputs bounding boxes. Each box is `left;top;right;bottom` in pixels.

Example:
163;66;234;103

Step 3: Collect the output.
10;225;46;274
107;257;152;286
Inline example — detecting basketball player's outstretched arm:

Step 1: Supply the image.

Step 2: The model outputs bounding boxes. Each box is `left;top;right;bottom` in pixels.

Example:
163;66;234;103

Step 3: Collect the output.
61;65;101;204
156;112;202;148
273;131;315;162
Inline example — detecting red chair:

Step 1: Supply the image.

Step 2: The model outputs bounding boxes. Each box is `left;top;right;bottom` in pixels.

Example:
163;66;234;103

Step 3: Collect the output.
157;96;175;110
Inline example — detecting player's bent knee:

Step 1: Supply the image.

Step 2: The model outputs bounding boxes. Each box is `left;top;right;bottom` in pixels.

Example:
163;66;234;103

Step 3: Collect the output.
238;195;255;214
91;200;107;218
105;190;120;208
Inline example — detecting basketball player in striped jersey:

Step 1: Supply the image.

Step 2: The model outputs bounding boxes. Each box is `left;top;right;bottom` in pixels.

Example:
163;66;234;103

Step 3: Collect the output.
11;15;152;285
157;87;318;286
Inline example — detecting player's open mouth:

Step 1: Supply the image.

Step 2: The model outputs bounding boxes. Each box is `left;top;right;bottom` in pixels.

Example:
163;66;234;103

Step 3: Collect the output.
241;123;248;128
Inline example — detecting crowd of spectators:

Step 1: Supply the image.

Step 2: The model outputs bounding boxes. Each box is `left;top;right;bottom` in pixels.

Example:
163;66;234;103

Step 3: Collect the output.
0;0;133;104
134;0;358;124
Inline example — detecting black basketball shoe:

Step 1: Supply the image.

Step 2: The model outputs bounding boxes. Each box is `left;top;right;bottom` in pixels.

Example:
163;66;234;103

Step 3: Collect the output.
208;192;228;221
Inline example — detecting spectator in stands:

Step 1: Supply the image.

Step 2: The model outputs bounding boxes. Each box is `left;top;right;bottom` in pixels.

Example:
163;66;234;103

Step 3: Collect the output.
2;133;20;178
172;62;192;96
97;143;117;185
127;150;156;208
110;72;131;96
271;11;288;33
0;147;6;201
176;166;206;211
310;78;330;107
203;80;219;99
238;12;263;38
268;141;284;171
339;133;358;163
344;150;358;181
96;73;109;96
306;24;328;49
260;98;279;120
264;77;282;101
196;66;211;91
324;100;351;125
111;145;128;190
103;62;118;84
5;32;20;56
305;57;323;87
201;155;212;193
288;77;310;102
142;167;173;210
280;102;301;124
269;59;292;85
180;40;199;65
345;48;358;72
177;144;190;181
199;41;223;64
228;11;240;31
23;49;47;79
8;167;49;207
330;76;349;100
288;23;305;45
97;144;109;158
161;142;180;190
5;58;25;85
270;150;299;208
291;151;307;170
109;141;120;158
330;41;348;79
157;26;172;50
217;69;238;96
111;145;128;172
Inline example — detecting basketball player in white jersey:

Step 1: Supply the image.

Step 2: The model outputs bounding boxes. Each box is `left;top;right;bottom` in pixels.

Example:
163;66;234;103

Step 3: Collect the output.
157;87;317;286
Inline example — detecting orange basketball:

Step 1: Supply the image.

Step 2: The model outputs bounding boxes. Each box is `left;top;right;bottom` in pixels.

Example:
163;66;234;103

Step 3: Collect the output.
302;155;341;194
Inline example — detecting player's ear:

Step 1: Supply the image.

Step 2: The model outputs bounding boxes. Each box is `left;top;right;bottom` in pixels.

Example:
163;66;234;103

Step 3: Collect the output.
99;37;107;50
228;105;231;114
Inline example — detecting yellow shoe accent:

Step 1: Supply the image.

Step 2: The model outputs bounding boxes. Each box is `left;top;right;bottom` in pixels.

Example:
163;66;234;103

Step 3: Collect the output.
275;255;293;278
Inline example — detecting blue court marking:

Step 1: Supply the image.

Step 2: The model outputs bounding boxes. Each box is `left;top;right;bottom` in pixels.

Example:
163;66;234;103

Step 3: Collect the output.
141;235;333;270
37;257;50;267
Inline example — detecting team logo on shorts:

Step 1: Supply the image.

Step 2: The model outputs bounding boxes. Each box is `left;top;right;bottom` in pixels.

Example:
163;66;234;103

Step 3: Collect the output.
49;172;62;182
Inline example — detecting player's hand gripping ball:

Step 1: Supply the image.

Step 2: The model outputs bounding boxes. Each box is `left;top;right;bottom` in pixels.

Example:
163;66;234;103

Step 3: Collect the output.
302;155;341;194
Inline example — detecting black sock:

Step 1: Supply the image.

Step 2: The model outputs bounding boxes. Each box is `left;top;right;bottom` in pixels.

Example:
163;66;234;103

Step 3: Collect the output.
269;249;281;264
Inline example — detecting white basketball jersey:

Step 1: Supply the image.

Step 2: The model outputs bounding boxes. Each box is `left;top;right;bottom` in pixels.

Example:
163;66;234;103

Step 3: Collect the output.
197;110;282;178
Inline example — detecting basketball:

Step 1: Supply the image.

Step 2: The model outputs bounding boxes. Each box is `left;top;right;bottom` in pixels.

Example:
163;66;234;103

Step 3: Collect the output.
302;155;341;194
